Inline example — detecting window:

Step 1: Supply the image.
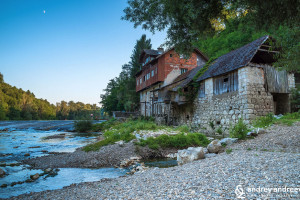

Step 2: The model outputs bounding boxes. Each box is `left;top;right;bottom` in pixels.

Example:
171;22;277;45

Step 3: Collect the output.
199;81;205;98
137;80;139;85
179;54;184;59
155;67;157;74
144;76;146;81
170;54;173;57
140;78;142;84
151;70;154;77
181;68;188;74
213;71;238;95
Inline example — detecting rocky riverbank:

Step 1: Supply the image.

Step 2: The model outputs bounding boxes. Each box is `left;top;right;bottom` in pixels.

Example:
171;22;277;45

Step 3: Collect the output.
7;122;300;199
23;142;138;168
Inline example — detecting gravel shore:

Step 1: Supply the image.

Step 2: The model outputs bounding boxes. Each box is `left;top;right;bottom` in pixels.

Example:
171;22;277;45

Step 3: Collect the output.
23;142;138;168
9;123;300;199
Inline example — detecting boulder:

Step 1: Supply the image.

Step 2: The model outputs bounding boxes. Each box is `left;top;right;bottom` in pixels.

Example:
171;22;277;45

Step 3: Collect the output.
177;147;205;165
207;140;223;153
257;128;266;134
0;168;6;177
24;153;30;156
115;140;125;147
30;173;40;180
220;138;238;146
247;131;258;137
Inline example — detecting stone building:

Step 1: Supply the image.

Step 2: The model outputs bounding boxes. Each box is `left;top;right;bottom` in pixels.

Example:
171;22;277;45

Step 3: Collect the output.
136;36;298;131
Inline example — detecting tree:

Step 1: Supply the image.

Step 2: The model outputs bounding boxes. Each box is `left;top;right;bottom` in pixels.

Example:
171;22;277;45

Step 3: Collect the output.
100;34;152;115
123;0;300;71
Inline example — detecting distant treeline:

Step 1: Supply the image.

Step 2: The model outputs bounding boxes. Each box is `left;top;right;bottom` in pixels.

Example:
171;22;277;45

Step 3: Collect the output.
0;73;101;120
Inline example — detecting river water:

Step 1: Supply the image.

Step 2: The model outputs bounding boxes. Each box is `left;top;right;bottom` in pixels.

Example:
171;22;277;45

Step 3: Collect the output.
0;121;127;198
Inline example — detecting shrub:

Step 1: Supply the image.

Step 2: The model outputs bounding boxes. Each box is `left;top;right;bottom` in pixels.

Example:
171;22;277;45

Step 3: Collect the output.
137;133;210;150
175;125;190;133
216;127;223;134
92;118;119;132
74;120;93;133
252;113;275;128
226;149;233;154
229;118;249;140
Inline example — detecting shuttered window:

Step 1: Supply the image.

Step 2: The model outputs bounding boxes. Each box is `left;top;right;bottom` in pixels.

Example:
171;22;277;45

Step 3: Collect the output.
199;81;205;98
213;71;238;95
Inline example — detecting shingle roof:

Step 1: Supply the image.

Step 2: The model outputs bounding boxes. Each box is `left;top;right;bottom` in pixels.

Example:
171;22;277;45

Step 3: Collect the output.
197;35;270;82
161;65;205;92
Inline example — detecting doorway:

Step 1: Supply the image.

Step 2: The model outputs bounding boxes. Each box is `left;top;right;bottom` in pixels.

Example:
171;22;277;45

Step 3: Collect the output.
272;93;290;115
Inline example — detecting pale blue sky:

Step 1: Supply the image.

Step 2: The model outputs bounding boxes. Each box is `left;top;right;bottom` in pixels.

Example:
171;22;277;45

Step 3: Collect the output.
0;0;166;105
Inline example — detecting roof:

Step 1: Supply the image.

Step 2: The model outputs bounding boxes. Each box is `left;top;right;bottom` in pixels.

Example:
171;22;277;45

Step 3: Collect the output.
197;35;271;82
138;49;162;63
162;65;205;92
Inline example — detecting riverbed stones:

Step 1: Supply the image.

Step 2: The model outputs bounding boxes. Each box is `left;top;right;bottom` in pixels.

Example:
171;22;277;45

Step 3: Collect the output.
219;138;238;146
0;168;6;177
44;168;52;173
115;140;125;147
177;147;205;165
207;140;223;153
30;173;40;180
24;153;30;156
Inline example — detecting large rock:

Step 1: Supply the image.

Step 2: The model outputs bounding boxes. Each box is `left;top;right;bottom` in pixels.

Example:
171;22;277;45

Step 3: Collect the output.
0;168;6;177
207;140;223;153
177;147;205;165
220;138;238;146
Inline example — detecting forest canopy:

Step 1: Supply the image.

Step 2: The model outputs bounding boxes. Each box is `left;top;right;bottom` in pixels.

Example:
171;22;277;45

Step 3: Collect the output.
0;73;101;120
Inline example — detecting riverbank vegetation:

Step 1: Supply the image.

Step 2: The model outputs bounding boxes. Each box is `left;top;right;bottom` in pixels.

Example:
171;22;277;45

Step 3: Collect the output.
252;111;300;128
82;118;210;152
0;73;101;120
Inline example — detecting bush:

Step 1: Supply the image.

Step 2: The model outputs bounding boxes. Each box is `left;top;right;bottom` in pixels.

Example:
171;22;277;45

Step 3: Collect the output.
138;133;210;150
92;118;119;132
229;118;249;140
74;120;93;133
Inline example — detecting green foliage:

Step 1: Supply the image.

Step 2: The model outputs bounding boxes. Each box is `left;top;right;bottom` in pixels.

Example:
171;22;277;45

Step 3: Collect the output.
209;121;215;129
92;118;119;132
252;113;275;128
216;127;223;135
229;118;249;140
138;133;210;150
226;149;233;154
74;120;93;133
123;1;299;72
175;125;190;133
290;88;300;112
83;119;158;151
100;35;152;115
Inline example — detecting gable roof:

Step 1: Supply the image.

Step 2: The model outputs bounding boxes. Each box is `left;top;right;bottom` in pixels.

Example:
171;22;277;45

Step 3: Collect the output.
197;35;271;82
162;65;205;92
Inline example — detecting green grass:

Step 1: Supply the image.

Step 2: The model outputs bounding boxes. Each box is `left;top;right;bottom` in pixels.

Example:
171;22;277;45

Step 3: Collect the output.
82;119;163;152
252;111;300;128
137;133;210;150
226;149;233;154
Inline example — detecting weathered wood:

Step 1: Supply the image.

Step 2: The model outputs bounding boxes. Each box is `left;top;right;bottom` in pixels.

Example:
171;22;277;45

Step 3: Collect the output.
258;48;279;53
264;65;289;93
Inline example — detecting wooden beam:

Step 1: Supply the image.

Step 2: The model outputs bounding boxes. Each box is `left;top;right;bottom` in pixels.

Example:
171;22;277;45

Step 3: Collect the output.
258;48;279;53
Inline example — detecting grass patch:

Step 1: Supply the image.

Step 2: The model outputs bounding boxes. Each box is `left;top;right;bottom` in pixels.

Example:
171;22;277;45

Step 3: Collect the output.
247;148;252;151
82;119;162;152
252;111;300;128
226;149;233;154
137;133;210;150
175;125;190;133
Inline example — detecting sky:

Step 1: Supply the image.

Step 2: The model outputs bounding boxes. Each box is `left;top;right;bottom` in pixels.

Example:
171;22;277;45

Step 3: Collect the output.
0;0;166;105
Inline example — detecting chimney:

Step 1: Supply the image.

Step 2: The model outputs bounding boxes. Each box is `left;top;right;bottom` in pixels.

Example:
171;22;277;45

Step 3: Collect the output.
157;47;164;54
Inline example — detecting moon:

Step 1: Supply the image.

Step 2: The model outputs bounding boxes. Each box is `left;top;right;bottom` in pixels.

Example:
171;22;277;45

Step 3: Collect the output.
43;10;46;14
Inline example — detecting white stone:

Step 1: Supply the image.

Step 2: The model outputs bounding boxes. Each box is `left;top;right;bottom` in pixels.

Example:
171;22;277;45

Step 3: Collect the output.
207;140;223;153
219;138;238;146
177;147;205;165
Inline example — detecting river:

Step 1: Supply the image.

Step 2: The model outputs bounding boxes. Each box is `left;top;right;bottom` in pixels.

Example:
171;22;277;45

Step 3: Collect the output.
0;121;127;199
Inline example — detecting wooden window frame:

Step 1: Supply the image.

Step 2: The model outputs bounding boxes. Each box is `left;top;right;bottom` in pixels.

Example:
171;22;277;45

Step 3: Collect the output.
213;71;238;95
